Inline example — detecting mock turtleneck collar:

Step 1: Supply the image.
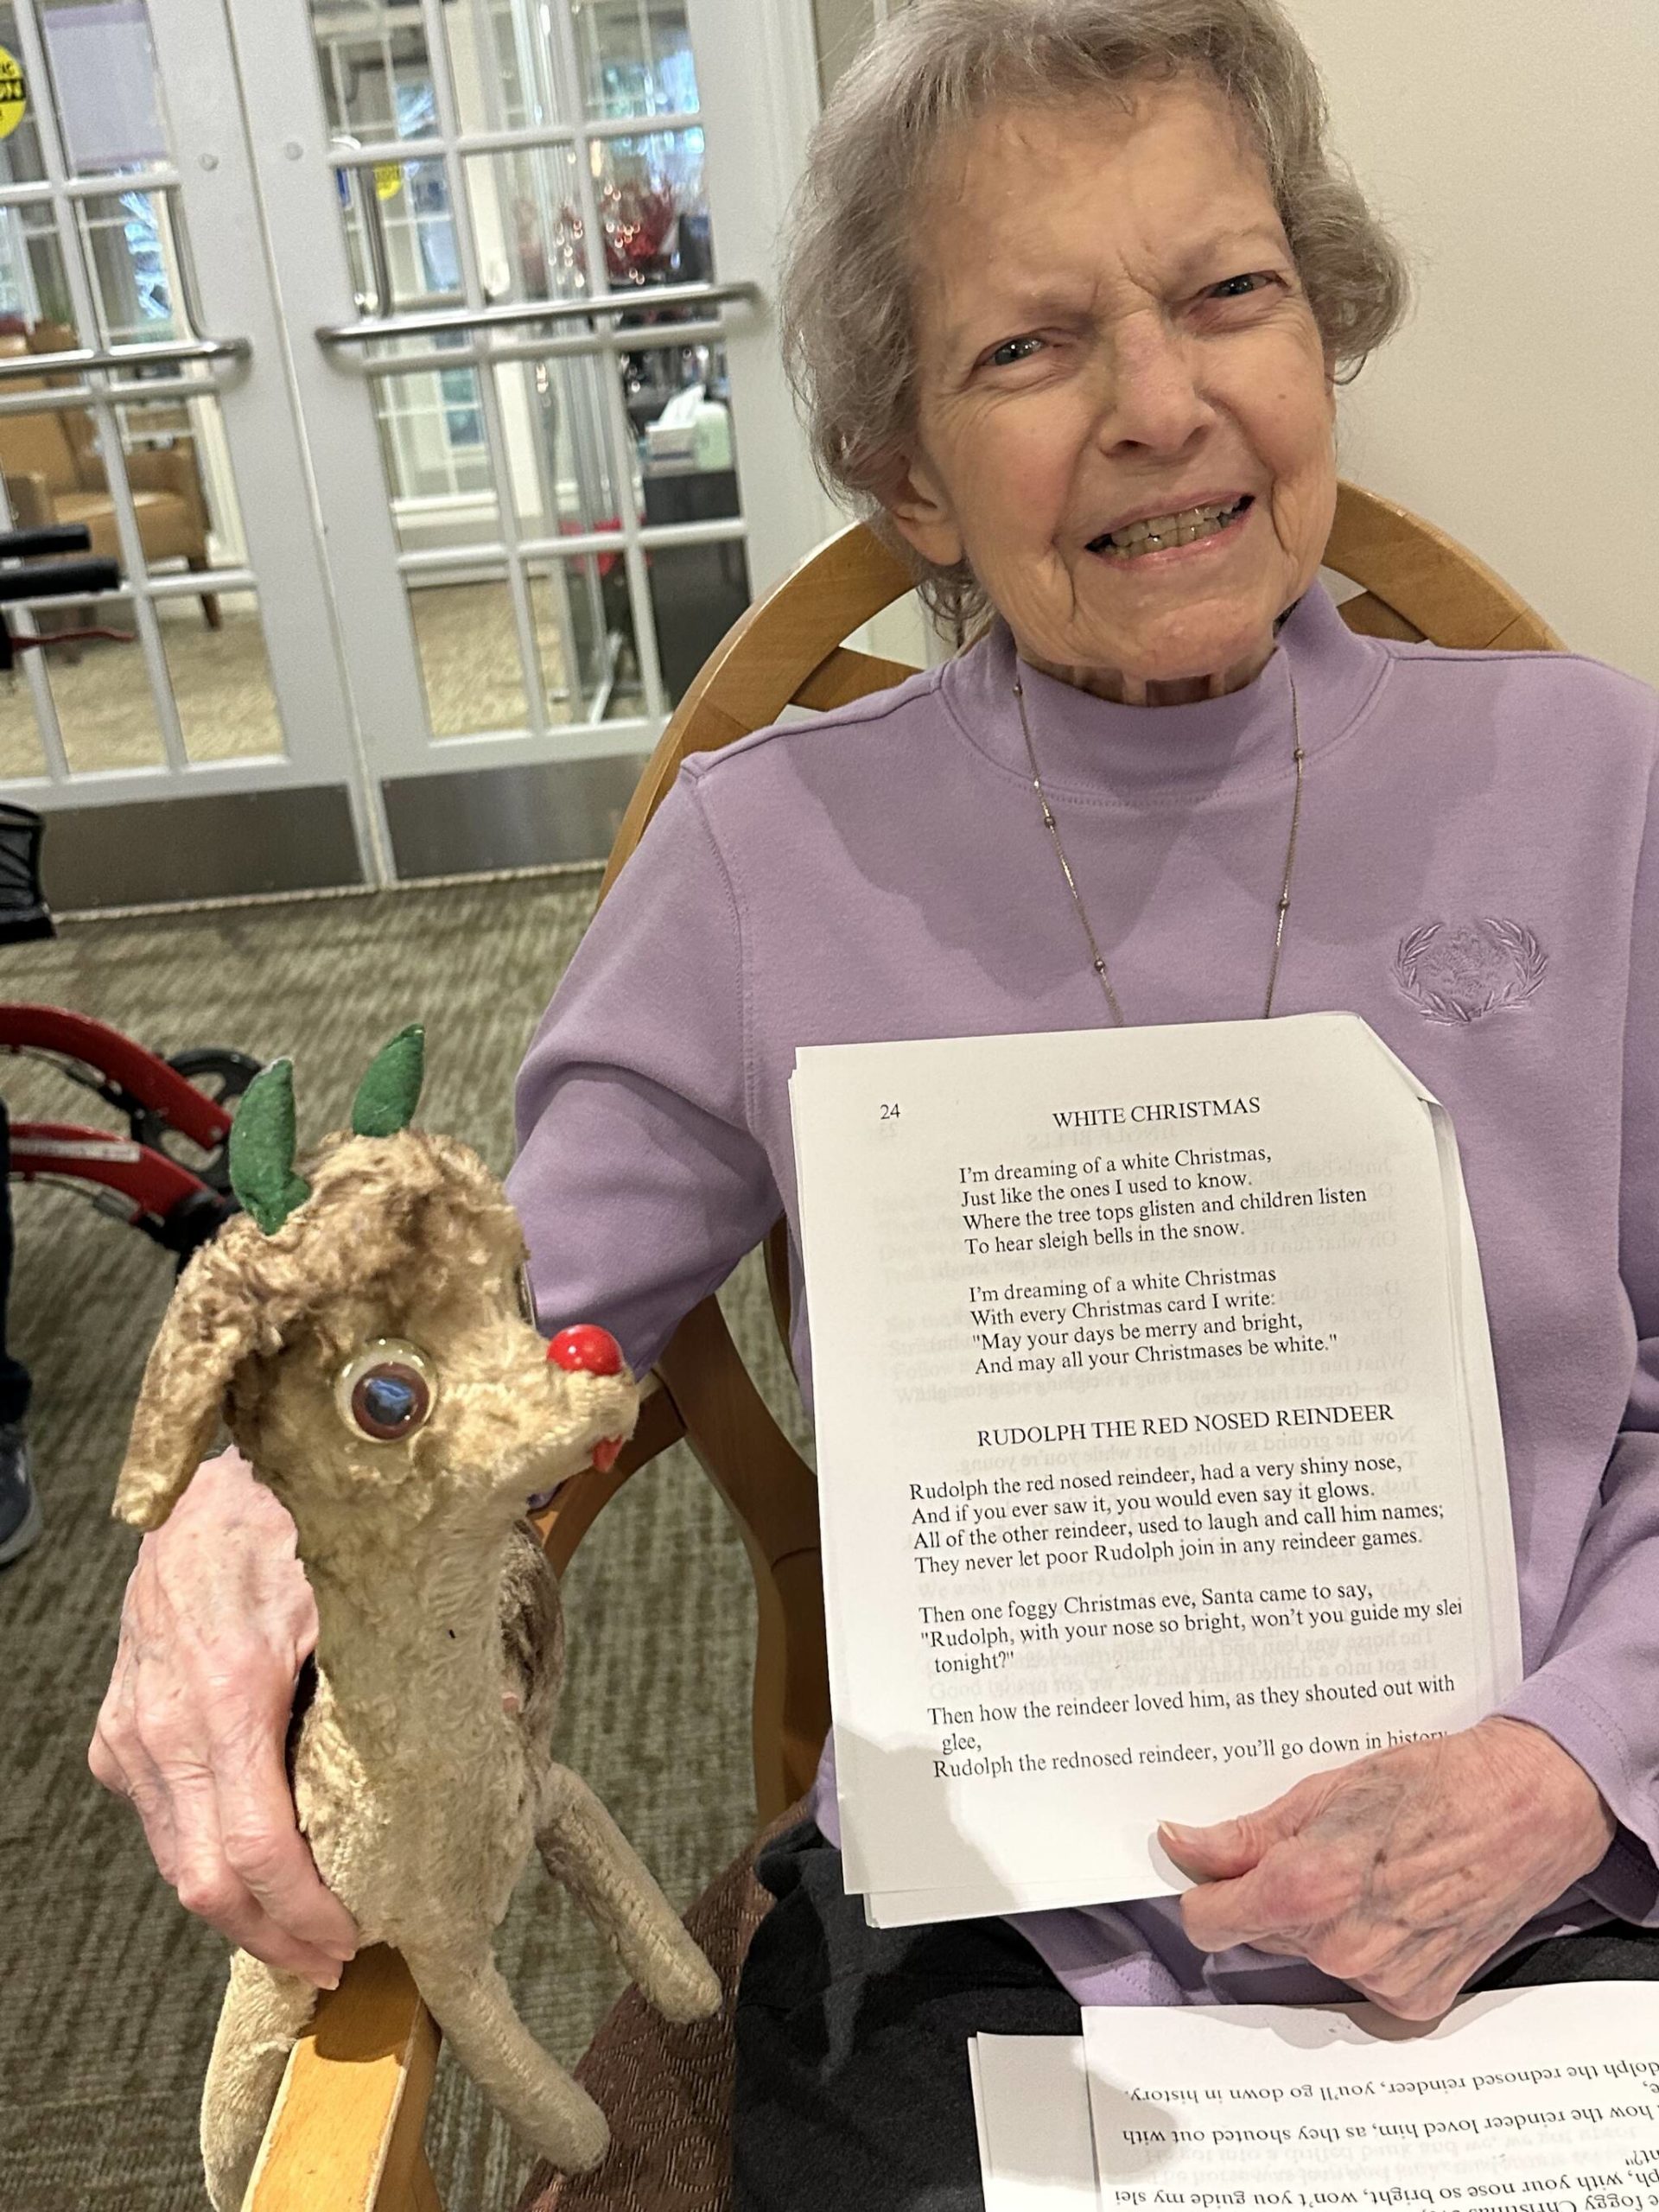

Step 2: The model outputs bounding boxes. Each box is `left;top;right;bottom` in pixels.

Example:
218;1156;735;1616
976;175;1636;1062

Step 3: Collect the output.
938;580;1389;802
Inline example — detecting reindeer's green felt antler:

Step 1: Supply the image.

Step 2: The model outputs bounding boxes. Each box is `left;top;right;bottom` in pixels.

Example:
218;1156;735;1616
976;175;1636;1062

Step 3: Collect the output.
351;1024;425;1138
228;1058;313;1234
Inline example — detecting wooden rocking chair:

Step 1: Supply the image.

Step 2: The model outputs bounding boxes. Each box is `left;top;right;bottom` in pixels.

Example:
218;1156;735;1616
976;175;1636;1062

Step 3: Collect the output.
243;486;1561;2212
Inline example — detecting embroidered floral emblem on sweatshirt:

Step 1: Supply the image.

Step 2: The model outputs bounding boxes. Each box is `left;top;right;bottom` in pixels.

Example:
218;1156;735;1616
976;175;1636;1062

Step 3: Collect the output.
1394;919;1548;1024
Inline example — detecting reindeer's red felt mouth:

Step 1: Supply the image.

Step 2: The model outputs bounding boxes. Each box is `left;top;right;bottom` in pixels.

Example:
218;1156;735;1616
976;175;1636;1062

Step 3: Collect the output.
592;1436;624;1473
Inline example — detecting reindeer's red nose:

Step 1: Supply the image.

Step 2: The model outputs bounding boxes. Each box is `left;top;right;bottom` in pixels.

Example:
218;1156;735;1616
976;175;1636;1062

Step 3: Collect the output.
547;1325;624;1377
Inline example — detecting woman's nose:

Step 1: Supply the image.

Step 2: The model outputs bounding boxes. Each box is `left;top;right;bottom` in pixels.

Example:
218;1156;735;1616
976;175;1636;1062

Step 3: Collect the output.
1097;320;1212;454
546;1324;624;1376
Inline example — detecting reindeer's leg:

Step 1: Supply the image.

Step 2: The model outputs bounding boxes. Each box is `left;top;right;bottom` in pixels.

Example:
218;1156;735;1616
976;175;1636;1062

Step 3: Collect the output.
200;1948;319;2212
403;1936;610;2174
537;1764;721;2024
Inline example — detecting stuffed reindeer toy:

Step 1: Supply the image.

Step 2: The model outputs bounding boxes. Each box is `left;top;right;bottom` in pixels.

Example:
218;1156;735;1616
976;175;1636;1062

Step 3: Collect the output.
113;1027;720;2212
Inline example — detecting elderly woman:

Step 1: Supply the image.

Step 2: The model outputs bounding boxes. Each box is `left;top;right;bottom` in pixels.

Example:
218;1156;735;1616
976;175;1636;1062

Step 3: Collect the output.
92;1;1659;2206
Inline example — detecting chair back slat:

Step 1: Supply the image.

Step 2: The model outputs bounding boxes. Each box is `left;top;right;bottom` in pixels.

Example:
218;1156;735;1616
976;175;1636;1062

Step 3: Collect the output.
792;644;918;715
1323;482;1560;651
1334;590;1423;644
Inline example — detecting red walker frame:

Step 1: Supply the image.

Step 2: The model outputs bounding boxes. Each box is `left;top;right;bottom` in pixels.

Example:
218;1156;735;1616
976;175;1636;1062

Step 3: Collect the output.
0;1006;248;1263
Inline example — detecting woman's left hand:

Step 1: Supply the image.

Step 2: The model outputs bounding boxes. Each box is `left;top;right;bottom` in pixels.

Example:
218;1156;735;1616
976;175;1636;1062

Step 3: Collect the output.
1162;1717;1615;2019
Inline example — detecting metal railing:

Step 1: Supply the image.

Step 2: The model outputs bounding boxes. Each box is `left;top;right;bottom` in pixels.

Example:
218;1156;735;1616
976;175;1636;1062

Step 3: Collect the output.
315;278;760;348
0;336;251;380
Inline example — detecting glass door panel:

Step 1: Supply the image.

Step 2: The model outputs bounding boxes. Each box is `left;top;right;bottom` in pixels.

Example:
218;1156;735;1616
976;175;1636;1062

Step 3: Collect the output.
0;0;306;785
314;8;438;143
528;550;639;722
305;0;780;774
574;0;699;120
408;574;528;735
496;352;621;533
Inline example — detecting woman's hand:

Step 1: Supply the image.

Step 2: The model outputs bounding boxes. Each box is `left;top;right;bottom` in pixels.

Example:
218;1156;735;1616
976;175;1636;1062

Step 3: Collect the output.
1162;1718;1614;2019
88;1447;359;1988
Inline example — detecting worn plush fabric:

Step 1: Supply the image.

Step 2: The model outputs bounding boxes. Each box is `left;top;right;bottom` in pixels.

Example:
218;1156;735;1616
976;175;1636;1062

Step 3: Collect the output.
509;580;1659;2005
117;1127;714;2212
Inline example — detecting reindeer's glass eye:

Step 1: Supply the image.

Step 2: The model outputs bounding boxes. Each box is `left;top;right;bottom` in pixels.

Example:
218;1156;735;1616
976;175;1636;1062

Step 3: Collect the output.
515;1263;537;1327
335;1339;436;1443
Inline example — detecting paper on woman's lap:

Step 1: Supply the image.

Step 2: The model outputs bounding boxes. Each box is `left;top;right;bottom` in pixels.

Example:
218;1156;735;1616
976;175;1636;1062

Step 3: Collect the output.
972;1986;1659;2209
790;1014;1521;1925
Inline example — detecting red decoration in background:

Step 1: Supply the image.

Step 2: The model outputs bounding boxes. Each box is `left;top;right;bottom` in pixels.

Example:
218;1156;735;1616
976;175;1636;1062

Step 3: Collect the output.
599;182;677;283
556;516;625;579
555;180;679;289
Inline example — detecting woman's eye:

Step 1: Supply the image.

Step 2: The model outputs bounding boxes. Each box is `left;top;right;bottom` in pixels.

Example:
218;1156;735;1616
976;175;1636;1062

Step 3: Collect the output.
985;334;1043;369
335;1338;437;1442
1208;272;1273;302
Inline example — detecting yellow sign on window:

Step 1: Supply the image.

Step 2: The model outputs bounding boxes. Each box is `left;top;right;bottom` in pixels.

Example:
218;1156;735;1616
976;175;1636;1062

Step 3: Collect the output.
373;163;403;201
0;48;27;141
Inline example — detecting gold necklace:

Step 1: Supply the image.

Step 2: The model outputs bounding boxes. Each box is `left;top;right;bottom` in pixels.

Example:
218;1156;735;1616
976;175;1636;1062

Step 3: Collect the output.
1011;662;1306;1026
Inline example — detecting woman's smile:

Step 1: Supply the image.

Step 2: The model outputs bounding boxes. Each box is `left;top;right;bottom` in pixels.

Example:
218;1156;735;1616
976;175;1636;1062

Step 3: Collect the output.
1084;492;1256;567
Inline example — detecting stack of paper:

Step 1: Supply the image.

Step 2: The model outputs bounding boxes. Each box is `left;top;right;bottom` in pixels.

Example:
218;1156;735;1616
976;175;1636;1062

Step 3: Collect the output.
790;1014;1521;1927
972;1986;1659;2209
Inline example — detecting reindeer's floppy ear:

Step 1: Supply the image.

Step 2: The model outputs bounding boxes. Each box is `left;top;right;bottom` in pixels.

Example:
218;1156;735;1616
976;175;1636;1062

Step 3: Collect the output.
113;1253;264;1530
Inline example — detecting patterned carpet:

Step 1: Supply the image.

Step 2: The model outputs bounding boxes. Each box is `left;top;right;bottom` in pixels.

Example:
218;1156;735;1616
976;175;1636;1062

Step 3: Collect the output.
0;874;795;2212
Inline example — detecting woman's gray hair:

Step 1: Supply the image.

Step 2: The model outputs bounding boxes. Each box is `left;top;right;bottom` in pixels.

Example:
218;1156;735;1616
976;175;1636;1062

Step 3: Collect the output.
779;0;1410;628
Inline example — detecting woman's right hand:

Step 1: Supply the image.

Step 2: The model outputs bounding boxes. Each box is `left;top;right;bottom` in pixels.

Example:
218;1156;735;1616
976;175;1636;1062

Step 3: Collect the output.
87;1446;359;1988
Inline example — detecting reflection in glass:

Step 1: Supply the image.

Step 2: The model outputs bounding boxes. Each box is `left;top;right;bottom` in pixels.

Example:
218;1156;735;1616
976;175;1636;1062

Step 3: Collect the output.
409;578;527;735
79;188;188;346
594;128;709;290
442;0;696;133
311;4;436;140
463;147;585;305
371;363;500;555
0;207;73;336
338;156;461;316
528;554;639;724
38;0;172;175
159;589;284;764
574;0;698;122
497;355;623;540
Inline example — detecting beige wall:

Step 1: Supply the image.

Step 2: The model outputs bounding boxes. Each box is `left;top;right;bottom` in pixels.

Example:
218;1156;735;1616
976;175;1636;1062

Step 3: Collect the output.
1282;0;1659;687
812;0;1658;689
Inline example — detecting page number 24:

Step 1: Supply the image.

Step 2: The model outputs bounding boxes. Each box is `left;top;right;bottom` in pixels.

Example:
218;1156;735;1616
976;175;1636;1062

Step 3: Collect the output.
880;1103;901;1120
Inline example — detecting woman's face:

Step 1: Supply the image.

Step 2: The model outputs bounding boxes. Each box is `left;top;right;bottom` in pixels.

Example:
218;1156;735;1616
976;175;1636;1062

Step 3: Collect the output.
887;80;1338;703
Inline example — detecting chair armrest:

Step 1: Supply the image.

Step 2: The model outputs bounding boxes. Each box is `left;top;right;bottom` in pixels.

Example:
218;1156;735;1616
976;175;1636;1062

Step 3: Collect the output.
248;1946;440;2212
3;472;55;531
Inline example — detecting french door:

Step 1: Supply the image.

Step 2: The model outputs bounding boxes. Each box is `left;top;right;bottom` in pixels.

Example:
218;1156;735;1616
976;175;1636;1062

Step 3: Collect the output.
0;0;829;903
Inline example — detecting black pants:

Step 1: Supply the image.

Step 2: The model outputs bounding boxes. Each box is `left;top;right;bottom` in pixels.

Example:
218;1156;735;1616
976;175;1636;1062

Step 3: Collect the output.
0;1099;28;1428
733;1818;1659;2212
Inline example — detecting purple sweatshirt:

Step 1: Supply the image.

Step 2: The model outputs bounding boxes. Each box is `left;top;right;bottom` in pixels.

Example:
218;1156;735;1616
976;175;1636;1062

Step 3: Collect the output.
509;580;1659;2005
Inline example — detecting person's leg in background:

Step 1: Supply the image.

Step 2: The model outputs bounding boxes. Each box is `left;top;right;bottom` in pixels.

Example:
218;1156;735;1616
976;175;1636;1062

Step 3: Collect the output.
0;1096;38;1564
